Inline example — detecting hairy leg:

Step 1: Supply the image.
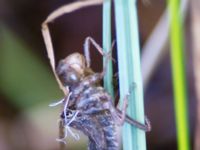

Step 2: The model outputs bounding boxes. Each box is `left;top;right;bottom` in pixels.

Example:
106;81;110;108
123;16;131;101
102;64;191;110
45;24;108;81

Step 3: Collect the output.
83;36;115;77
84;36;105;68
115;83;151;131
116;109;151;132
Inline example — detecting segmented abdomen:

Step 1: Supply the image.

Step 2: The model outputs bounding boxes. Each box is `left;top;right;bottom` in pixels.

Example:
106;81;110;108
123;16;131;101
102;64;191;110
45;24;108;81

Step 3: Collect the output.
96;112;119;150
66;85;120;149
69;111;119;150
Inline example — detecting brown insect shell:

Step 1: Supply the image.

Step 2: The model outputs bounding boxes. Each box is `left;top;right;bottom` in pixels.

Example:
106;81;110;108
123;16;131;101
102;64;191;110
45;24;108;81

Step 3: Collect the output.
62;52;86;76
62;52;95;77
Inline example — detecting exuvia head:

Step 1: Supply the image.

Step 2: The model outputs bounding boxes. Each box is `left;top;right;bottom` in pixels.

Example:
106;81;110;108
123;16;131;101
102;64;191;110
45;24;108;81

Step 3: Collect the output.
56;53;86;86
57;63;82;86
61;52;86;74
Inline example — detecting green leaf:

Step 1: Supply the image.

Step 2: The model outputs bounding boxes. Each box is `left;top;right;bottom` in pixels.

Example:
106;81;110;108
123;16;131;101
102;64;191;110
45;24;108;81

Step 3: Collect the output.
0;24;62;109
167;0;190;150
103;0;114;98
114;0;146;149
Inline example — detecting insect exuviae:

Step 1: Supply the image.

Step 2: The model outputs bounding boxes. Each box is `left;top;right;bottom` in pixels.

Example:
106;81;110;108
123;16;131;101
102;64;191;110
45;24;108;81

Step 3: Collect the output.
41;1;151;150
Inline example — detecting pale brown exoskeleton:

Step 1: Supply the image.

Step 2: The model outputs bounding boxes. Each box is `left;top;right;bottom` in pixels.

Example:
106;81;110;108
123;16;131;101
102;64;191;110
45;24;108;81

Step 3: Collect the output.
41;1;151;149
49;37;151;150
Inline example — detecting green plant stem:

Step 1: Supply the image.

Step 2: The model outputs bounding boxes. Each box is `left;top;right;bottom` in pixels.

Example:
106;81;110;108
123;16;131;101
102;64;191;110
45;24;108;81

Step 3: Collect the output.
167;0;190;150
103;0;114;98
114;0;146;149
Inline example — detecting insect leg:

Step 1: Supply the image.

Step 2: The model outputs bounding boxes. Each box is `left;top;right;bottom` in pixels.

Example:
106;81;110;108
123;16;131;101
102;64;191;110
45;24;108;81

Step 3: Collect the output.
84;36;115;75
116;109;151;132
84;36;105;68
117;94;129;125
101;41;115;77
115;83;136;125
124;112;152;131
115;83;151;131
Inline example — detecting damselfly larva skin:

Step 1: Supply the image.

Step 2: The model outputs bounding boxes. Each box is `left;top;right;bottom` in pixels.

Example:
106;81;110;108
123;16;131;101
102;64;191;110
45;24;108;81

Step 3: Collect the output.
57;40;150;149
41;1;150;149
58;52;123;150
62;110;119;150
57;52;127;123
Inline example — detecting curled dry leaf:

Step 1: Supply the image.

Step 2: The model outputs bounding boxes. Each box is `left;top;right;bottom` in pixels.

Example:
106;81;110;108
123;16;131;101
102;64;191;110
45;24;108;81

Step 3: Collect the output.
41;24;67;94
41;0;104;95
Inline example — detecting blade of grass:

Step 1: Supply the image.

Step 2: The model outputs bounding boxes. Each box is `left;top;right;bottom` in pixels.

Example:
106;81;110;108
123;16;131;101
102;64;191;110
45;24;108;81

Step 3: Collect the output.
114;0;146;149
141;0;188;89
102;0;114;98
167;0;190;150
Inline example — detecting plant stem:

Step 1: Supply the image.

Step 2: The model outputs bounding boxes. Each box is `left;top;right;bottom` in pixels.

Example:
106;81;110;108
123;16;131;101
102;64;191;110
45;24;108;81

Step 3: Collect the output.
114;0;146;149
102;0;114;98
167;0;190;149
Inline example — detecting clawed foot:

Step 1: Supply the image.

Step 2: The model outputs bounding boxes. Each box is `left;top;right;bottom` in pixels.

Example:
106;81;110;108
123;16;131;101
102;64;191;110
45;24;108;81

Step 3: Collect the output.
144;116;151;132
113;94;128;126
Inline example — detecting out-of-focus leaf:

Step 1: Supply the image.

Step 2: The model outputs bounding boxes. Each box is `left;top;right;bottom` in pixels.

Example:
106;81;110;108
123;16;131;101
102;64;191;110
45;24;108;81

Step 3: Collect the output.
0;24;63;109
168;0;190;150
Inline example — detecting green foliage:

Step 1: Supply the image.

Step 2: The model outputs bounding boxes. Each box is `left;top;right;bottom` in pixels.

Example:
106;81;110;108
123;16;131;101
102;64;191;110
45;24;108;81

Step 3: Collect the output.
0;25;62;109
113;0;146;149
103;0;114;98
168;0;190;150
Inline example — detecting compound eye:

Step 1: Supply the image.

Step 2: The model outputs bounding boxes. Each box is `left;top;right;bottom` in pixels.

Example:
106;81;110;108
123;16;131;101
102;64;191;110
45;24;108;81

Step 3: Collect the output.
56;60;66;75
66;71;80;83
70;73;78;82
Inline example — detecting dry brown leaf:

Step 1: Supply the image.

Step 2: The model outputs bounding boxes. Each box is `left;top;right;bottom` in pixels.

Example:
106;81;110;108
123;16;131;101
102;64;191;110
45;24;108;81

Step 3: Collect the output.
41;0;104;95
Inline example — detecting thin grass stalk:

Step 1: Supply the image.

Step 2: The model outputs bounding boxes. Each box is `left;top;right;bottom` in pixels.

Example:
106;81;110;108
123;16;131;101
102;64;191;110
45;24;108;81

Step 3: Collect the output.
102;0;114;97
114;0;146;149
167;0;190;150
141;0;188;89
